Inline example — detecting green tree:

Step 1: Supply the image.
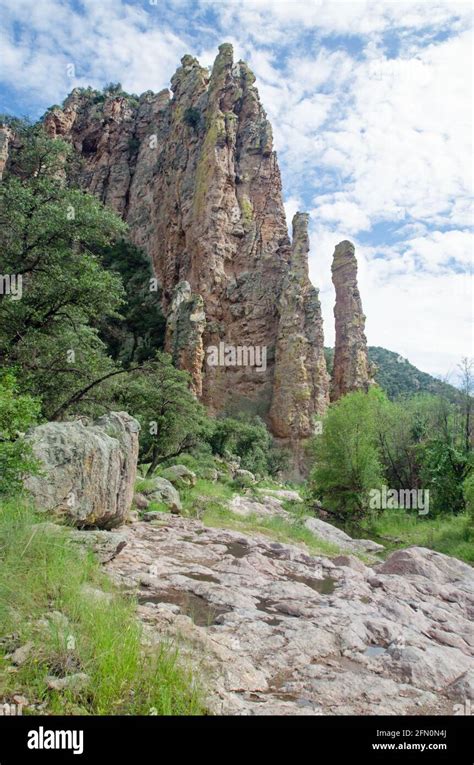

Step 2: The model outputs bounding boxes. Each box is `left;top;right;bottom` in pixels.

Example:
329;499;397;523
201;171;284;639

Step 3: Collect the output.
98;239;166;365
107;352;209;476
0;122;127;417
463;471;474;527
208;415;274;475
309;389;384;520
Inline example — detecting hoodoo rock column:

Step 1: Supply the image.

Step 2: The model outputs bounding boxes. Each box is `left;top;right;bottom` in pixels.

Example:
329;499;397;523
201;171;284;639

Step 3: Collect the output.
331;240;374;401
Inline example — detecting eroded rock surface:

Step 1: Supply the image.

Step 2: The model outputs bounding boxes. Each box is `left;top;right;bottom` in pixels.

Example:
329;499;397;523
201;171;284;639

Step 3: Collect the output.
24;412;139;528
105;516;474;715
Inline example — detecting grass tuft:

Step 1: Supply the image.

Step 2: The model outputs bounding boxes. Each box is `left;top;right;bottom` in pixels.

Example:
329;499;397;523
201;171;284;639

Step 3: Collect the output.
361;510;473;563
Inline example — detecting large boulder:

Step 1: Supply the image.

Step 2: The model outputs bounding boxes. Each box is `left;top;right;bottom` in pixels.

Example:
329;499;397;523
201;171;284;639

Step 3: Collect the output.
24;412;140;529
161;464;197;488
142;477;182;514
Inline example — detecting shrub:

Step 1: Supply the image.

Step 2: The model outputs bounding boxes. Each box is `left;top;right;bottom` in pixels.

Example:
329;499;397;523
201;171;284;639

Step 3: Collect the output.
309;389;384;520
0;372;40;495
463;471;474;526
183;107;201;130
207;415;272;475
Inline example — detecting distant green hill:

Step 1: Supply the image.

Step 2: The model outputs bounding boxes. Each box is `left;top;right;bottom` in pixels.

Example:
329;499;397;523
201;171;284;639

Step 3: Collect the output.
324;346;462;403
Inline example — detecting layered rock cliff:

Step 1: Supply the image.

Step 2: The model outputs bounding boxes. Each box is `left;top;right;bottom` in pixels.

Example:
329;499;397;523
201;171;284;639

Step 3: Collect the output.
41;43;330;438
331;240;374;401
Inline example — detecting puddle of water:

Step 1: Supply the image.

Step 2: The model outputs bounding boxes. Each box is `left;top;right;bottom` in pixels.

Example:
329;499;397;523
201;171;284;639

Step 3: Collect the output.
255;598;298;620
262;548;286;560
138;588;230;626
181;571;220;584
264;690;316;709
256;597;278;615
364;645;387;658
225;541;250;559
261;543;292;560
287;574;337;595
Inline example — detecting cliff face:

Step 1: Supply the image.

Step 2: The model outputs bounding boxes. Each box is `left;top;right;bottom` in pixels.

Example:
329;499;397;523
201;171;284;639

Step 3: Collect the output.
331;240;374;401
42;44;330;436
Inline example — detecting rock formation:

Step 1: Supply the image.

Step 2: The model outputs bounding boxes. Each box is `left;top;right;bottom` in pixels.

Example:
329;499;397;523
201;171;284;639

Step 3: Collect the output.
24;412;140;528
270;213;329;439
39;44;330;437
331;240;374;401
0;125;11;180
107;511;474;715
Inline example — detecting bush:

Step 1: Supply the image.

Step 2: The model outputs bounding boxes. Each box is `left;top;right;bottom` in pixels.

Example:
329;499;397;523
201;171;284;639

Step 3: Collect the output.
207;415;273;476
309;389;384;520
418;438;468;514
463;471;474;526
109;352;210;476
0;372;40;495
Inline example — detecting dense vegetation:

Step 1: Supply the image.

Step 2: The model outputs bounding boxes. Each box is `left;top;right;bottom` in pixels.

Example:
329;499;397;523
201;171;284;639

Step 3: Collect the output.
309;384;473;561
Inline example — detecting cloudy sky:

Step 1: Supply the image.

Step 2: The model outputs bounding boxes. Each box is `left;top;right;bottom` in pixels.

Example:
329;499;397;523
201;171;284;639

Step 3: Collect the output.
0;0;472;382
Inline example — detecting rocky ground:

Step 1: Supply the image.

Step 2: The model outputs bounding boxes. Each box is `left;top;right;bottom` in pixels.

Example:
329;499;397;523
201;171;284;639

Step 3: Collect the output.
105;506;474;716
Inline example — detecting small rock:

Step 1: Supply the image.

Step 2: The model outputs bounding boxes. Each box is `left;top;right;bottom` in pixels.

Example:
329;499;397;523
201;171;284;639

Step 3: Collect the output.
333;555;367;573
69;529;127;563
46;673;90;692
10;642;34;666
143;511;165;522
234;469;256;483
133;492;149;510
12;694;29;706
80;584;113;603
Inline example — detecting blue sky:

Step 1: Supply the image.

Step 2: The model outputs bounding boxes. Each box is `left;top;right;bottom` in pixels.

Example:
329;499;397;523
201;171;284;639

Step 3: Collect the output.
0;0;472;382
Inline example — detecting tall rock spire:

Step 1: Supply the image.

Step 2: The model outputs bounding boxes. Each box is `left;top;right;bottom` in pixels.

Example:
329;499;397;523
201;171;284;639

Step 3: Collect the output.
0;125;12;180
331;240;374;401
270;213;329;439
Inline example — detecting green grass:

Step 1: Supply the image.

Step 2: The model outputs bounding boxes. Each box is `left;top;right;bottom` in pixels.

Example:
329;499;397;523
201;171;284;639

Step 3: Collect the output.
179;478;235;515
361;510;474;563
174;475;346;555
0;499;205;715
198;502;343;556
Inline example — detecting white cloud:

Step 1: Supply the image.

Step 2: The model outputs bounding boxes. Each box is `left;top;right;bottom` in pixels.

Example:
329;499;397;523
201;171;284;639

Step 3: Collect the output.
309;222;473;378
0;0;471;378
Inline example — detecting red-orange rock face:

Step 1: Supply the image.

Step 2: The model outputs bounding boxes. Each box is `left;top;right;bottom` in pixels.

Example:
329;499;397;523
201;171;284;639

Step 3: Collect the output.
331;240;375;401
42;44;330;437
